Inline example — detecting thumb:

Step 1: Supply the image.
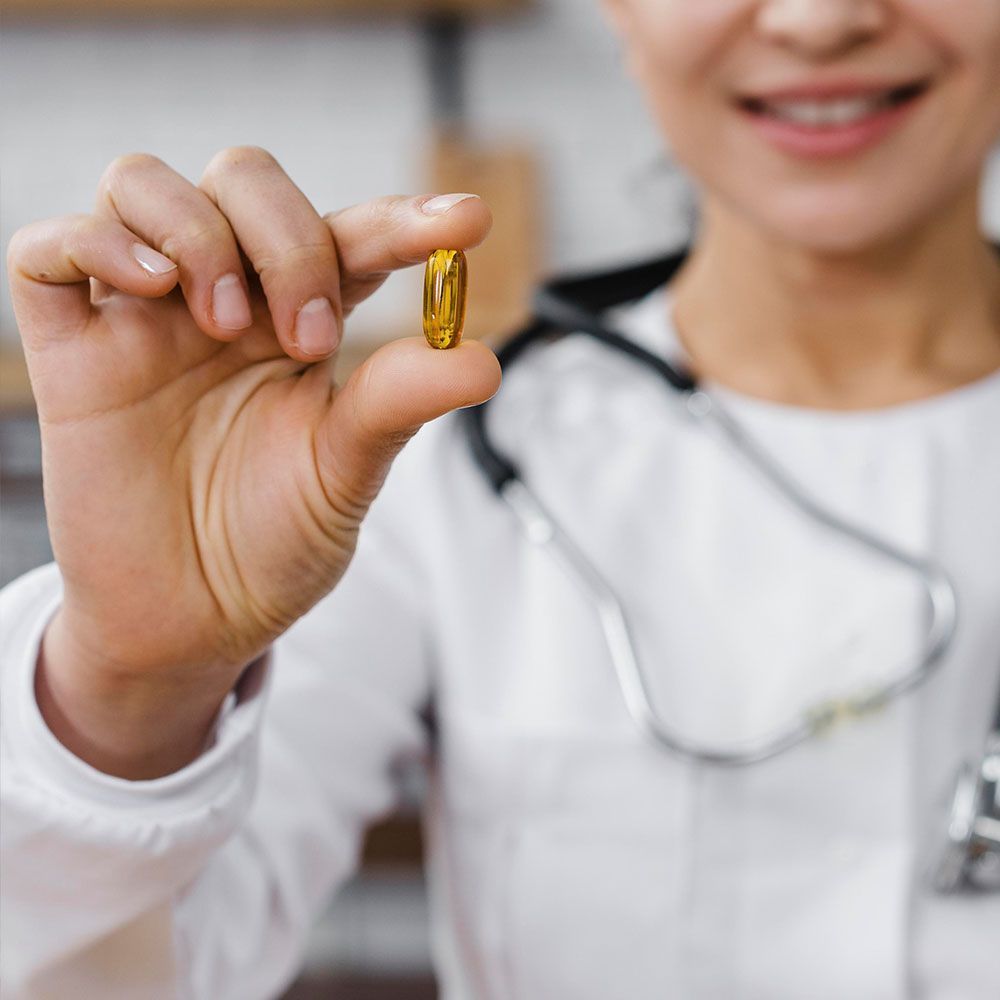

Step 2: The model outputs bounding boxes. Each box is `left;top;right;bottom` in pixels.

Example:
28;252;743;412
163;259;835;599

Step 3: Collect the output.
315;336;502;518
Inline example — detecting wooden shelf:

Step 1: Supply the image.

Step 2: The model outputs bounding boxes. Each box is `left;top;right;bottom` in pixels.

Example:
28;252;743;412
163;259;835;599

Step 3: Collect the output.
426;131;540;340
2;0;530;19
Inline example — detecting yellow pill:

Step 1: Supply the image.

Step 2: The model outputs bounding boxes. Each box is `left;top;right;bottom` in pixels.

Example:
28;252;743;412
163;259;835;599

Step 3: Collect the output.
423;248;468;350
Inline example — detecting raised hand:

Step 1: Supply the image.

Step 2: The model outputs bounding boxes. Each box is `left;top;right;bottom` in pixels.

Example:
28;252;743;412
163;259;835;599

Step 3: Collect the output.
7;148;500;778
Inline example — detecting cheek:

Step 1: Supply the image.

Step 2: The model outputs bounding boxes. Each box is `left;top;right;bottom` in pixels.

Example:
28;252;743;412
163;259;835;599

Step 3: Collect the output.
903;0;1000;123
625;5;737;156
903;0;1000;44
625;0;749;81
914;1;1000;183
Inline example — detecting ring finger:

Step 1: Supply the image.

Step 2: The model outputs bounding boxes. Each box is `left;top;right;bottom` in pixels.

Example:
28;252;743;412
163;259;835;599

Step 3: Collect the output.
95;153;255;342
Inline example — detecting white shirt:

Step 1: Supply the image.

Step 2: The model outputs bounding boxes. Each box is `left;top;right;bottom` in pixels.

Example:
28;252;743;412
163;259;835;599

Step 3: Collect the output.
2;281;999;999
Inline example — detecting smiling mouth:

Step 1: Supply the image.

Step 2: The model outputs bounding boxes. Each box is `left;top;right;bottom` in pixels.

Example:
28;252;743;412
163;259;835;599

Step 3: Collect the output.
738;81;930;128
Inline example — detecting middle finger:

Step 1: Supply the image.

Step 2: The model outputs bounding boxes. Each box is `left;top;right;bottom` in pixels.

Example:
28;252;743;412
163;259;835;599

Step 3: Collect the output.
200;146;343;361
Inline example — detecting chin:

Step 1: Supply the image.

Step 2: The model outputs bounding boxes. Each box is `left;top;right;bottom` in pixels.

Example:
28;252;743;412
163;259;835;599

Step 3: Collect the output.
735;183;948;259
763;215;910;257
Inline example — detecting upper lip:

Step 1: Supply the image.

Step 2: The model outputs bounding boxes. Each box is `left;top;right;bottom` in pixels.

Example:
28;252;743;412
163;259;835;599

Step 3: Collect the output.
737;77;931;104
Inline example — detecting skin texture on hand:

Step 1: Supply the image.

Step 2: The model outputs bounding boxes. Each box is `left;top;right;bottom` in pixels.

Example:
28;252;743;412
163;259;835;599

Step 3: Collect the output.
7;148;501;779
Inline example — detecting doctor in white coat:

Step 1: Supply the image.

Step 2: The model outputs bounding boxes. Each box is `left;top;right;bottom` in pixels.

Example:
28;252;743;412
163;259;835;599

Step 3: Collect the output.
3;0;1000;997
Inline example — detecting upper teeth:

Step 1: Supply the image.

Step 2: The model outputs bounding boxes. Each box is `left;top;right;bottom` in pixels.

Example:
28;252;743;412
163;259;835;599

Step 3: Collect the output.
762;94;891;126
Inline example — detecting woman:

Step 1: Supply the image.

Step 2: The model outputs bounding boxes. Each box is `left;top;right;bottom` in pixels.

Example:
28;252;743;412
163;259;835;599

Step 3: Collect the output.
3;0;999;996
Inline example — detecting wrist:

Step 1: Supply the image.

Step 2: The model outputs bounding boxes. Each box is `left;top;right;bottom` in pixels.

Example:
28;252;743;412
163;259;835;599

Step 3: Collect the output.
36;609;244;780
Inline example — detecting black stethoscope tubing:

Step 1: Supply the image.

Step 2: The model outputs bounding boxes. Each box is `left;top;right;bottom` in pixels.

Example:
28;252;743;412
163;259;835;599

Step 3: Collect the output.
463;251;697;494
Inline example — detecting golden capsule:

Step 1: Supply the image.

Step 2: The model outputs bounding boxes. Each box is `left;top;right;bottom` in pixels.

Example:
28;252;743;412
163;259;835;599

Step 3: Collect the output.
423;248;468;350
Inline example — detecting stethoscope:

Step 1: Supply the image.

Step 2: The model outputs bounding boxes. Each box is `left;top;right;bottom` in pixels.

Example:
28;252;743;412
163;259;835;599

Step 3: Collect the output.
460;248;1000;893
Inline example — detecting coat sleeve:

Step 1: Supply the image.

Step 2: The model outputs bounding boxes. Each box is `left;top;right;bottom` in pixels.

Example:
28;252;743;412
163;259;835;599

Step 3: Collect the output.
0;431;436;1000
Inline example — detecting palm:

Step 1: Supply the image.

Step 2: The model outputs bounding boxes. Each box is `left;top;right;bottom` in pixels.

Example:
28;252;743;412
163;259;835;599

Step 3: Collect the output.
37;287;351;673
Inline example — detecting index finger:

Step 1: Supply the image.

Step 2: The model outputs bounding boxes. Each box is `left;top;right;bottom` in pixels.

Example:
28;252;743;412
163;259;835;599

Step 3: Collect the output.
324;192;492;314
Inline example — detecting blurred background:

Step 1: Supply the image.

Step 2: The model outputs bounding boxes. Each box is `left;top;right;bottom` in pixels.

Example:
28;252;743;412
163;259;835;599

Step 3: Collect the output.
1;1;999;996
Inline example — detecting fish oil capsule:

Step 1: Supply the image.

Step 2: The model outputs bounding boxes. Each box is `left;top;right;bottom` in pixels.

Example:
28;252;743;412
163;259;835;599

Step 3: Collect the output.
423;248;467;350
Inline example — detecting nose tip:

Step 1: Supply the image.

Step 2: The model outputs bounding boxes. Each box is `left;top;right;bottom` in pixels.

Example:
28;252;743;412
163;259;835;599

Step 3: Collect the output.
756;0;890;57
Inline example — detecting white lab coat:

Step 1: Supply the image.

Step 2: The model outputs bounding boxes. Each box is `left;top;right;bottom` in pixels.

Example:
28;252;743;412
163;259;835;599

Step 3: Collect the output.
2;283;999;999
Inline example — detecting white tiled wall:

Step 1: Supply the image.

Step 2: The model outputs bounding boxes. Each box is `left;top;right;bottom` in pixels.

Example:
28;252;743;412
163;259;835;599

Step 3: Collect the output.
2;0;998;349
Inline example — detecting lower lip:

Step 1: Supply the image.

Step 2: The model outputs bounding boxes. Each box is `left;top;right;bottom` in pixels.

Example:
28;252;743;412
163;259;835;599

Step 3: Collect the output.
739;91;926;159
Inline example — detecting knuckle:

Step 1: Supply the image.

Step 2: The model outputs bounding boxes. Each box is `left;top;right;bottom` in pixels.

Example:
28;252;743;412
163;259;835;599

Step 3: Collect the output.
66;212;97;237
159;216;234;259
5;223;35;265
204;145;279;181
371;198;430;268
61;214;99;256
6;214;87;271
255;239;335;277
324;196;408;241
98;152;164;196
359;194;398;222
366;195;411;235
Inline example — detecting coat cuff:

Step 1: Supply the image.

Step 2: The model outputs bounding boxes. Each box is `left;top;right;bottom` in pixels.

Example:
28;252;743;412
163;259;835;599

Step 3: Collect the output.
1;563;270;821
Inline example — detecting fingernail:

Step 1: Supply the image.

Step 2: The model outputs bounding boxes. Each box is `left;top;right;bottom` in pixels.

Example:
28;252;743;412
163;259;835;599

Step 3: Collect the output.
294;297;339;357
212;274;253;331
132;243;177;276
420;192;479;215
